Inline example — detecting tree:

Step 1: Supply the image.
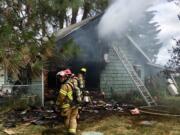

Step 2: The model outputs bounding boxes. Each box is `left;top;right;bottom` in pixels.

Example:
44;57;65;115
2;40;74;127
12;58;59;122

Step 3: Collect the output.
0;0;55;79
48;0;108;28
168;0;180;70
168;39;180;71
82;0;108;20
0;0;108;81
127;11;163;62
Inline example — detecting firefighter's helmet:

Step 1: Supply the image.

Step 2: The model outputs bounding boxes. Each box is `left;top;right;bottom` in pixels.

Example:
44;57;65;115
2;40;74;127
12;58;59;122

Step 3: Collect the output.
64;69;72;75
80;68;87;73
56;71;65;77
57;69;72;77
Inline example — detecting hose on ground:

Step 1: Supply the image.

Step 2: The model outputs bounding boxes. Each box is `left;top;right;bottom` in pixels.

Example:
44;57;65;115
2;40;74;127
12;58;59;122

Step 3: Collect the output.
139;105;180;117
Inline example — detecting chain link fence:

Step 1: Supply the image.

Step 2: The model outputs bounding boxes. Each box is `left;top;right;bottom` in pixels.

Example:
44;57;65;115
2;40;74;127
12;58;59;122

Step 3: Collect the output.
0;84;43;110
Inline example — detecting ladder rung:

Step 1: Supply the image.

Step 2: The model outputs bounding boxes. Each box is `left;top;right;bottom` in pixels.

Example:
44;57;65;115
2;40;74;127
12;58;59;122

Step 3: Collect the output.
147;99;154;102
145;97;152;100
144;96;152;99
137;84;144;87
148;102;156;104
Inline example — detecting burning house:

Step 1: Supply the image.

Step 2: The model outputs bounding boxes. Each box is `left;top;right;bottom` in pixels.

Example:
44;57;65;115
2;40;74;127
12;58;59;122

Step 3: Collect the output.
0;11;175;107
0;1;179;109
54;11;168;106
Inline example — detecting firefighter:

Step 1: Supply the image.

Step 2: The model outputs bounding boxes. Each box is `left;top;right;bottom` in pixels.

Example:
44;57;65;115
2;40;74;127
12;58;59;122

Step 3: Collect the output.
69;74;82;104
56;69;79;135
78;67;87;90
77;67;92;108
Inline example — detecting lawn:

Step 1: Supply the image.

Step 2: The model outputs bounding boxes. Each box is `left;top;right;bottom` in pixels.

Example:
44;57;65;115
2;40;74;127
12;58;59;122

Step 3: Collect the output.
0;113;180;135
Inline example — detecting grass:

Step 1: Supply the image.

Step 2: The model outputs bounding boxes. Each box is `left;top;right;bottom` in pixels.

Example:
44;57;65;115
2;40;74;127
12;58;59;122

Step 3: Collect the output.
79;114;180;135
157;96;180;114
1;114;179;135
0;109;178;133
1;95;180;135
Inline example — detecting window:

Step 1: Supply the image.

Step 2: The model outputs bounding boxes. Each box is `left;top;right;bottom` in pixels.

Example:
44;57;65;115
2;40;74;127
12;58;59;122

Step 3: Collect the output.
133;64;142;78
104;53;110;63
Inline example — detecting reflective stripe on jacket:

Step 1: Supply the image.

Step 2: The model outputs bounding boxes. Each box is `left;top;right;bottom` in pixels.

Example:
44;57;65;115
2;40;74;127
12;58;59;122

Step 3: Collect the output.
56;82;74;109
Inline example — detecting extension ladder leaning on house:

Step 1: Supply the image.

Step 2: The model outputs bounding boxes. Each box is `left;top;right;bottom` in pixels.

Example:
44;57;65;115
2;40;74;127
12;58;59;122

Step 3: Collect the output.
112;44;157;106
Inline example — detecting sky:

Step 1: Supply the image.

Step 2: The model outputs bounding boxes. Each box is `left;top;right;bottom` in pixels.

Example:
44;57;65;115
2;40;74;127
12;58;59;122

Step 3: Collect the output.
150;0;180;65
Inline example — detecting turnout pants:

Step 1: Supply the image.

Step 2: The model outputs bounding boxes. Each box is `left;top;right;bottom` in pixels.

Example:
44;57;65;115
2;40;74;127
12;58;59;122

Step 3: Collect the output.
61;106;79;134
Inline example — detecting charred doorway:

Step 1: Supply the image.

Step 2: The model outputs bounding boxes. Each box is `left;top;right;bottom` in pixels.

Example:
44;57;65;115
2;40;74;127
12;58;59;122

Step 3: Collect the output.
44;66;64;102
68;60;106;91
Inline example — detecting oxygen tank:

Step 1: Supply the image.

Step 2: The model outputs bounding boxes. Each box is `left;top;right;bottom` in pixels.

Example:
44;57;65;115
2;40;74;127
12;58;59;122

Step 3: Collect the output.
83;91;90;103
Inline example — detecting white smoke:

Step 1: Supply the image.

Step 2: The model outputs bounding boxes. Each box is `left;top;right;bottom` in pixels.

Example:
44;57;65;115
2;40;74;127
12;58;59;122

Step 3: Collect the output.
98;0;155;39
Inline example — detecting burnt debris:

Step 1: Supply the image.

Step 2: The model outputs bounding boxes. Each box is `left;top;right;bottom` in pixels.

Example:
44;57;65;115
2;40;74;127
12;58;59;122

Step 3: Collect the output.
2;91;139;128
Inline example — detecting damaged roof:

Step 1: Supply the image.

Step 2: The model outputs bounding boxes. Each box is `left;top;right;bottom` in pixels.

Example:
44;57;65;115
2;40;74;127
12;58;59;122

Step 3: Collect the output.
56;14;102;41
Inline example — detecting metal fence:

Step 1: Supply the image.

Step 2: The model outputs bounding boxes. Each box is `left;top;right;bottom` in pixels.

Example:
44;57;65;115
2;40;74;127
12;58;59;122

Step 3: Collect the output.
0;84;43;109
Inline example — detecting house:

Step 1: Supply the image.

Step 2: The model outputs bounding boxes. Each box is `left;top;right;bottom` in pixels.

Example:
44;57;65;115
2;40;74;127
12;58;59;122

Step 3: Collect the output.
55;13;167;106
0;12;167;107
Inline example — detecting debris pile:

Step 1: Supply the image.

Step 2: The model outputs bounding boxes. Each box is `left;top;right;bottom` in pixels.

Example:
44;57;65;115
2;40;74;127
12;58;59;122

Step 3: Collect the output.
3;106;60;128
2;91;140;128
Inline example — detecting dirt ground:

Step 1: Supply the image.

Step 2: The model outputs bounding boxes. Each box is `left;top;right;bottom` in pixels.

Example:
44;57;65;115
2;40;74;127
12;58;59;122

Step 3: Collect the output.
1;112;180;135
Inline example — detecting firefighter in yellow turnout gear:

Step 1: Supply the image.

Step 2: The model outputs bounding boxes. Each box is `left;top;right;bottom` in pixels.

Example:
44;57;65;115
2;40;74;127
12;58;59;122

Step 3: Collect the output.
56;69;80;135
78;68;86;90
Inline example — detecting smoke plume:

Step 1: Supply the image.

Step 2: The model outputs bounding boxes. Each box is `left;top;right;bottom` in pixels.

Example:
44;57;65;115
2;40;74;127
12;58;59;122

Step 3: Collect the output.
98;0;155;39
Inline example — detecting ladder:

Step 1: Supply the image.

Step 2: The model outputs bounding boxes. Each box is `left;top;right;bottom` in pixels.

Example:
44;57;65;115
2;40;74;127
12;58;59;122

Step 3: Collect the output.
112;45;157;106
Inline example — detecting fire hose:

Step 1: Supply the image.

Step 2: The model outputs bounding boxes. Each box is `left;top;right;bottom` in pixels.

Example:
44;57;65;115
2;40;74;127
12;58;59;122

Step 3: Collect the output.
139;105;180;117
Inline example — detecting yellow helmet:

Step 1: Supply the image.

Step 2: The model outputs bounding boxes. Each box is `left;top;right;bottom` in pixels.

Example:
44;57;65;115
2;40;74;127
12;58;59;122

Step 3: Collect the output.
80;68;87;73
